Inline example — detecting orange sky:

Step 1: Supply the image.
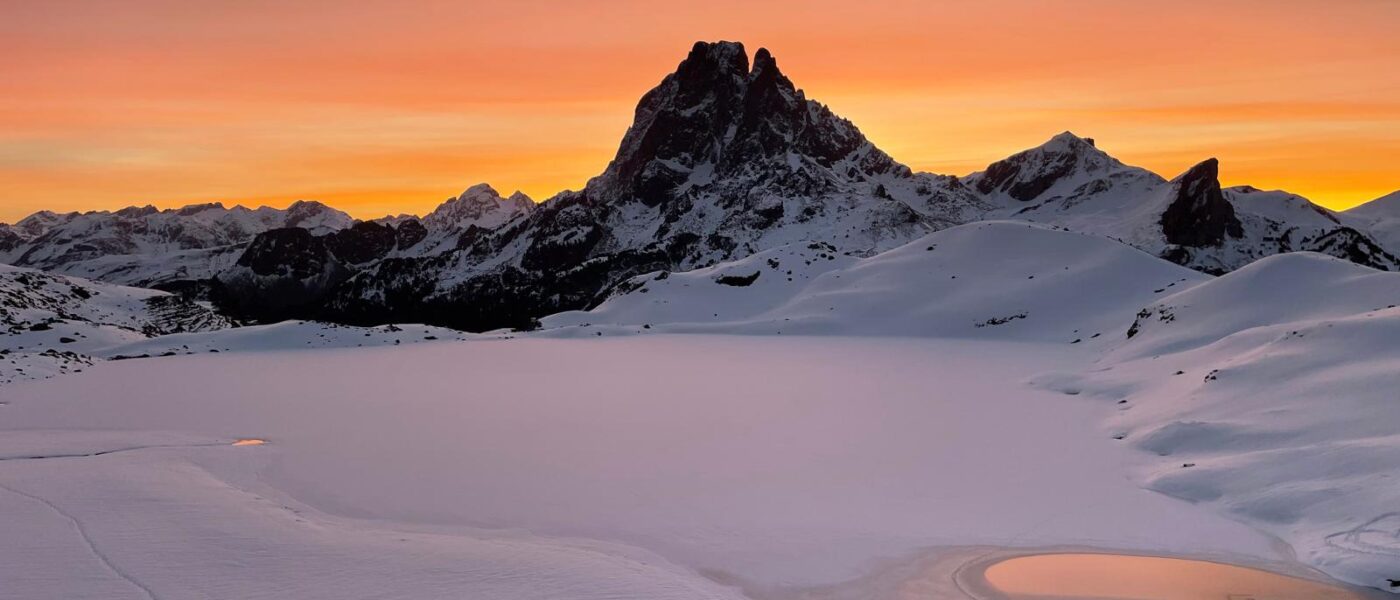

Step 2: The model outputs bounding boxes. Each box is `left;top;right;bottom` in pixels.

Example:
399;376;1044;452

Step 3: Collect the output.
2;0;1398;223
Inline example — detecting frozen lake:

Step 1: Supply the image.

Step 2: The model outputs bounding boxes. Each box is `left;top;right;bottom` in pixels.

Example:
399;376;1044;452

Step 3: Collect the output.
0;336;1317;598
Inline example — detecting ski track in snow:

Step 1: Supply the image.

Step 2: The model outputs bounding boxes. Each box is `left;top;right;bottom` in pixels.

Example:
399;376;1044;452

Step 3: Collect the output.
0;480;160;600
0;442;230;462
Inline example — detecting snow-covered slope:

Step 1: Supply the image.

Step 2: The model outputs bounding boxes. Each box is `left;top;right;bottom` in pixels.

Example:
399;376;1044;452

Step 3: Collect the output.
0;264;233;385
1119;252;1400;358
1345;190;1400;249
0;201;354;287
1033;254;1400;591
541;240;861;330
545;221;1208;342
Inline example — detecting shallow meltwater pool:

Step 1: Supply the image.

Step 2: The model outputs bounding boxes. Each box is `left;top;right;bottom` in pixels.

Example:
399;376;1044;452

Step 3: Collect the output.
982;553;1367;600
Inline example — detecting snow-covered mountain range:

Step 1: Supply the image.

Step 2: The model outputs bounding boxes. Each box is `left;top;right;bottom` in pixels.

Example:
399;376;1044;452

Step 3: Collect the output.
0;201;355;288
220;42;1400;329
3;41;1398;334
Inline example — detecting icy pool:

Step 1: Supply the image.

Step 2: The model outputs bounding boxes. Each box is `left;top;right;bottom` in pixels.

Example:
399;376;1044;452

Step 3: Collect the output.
982;553;1368;599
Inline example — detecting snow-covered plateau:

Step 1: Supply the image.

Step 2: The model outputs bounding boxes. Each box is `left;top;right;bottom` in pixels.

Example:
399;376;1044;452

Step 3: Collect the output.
2;221;1397;598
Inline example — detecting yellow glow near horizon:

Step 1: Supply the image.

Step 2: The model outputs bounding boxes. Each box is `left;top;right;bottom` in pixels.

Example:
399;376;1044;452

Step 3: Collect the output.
2;0;1398;223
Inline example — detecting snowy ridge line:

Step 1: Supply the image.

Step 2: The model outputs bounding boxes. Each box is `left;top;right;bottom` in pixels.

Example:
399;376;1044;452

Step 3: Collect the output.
0;480;161;600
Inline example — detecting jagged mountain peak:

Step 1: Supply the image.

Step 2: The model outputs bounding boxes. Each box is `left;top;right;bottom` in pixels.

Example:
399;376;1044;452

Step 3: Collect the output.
676;40;751;82
590;40;901;207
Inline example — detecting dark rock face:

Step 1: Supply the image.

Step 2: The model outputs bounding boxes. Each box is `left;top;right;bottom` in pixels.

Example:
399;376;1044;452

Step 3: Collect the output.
394;219;427;250
977;149;1077;201
598;41;751;207
324;222;398;266
592;41;902;208
212;219;433;321
212;228;350;321
0;227;20;253
1160;159;1243;248
236;228;340;279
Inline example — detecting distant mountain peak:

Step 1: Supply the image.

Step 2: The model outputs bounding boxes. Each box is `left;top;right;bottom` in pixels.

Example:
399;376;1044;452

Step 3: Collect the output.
422;183;534;232
970;131;1136;202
